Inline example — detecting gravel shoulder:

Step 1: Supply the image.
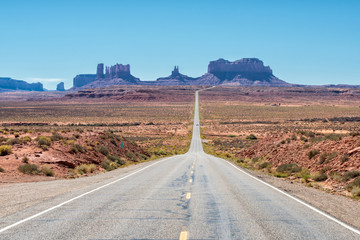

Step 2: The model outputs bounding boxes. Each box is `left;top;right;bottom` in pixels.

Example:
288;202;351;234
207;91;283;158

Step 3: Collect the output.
246;167;360;230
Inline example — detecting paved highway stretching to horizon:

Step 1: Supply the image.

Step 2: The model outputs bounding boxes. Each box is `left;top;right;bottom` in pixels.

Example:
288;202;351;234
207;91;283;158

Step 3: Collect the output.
1;89;360;239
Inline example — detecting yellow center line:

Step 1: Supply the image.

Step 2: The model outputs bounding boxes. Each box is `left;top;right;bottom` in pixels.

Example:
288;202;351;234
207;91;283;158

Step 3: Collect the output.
190;170;193;175
179;226;188;240
186;192;191;199
189;178;193;183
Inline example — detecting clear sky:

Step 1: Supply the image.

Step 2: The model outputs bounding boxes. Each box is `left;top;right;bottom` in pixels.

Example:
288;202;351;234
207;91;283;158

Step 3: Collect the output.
1;0;359;90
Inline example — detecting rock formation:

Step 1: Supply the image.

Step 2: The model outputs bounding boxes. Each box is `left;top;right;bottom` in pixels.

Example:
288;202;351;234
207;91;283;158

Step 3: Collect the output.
72;63;140;89
154;66;198;85
196;58;289;86
0;77;44;91
73;74;97;88
56;82;65;91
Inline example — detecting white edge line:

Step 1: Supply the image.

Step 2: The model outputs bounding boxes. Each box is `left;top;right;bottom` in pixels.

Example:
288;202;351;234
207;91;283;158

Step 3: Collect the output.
0;158;167;233
223;158;360;235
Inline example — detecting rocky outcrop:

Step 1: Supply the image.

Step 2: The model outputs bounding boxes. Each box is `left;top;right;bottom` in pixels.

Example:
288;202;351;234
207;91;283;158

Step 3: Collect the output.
196;58;289;87
73;63;140;90
154;66;198;85
0;77;44;91
73;74;97;88
56;82;65;91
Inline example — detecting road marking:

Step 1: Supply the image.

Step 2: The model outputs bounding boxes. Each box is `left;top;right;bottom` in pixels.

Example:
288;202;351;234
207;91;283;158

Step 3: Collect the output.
0;158;168;234
189;178;193;183
186;192;191;199
224;159;360;236
190;170;194;175
179;226;188;240
191;165;194;169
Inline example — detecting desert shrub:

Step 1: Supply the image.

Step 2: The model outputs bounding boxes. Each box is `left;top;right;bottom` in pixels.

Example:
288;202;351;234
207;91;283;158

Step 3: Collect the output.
70;144;86;154
318;152;328;164
274;172;289;178
340;154;349;163
20;136;31;143
41;165;54;176
329;172;342;181
7;138;21;145
246;134;257;140
294;168;311;181
14;133;20;138
137;153;148;161
324;134;342;141
0;145;12;156
280;140;286;144
343;170;360;181
22;156;29;163
291;134;297;140
108;155;126;165
307;149;320;159
227;134;236;138
36;136;51;146
101;160;118;171
258;161;271;169
75;164;96;175
73;134;80;139
50;132;63;141
110;138;117;146
98;145;109;156
303;144;311;149
0;136;7;143
350;132;360;137
327;152;338;161
300;136;308;142
252;157;261;163
18;164;39;175
312;172;328;182
346;177;360;191
351;187;360;197
276;163;302;174
0;166;4;172
126;151;138;162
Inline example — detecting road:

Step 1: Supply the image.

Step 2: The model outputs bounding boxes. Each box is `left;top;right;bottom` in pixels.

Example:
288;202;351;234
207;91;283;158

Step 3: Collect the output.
1;90;359;239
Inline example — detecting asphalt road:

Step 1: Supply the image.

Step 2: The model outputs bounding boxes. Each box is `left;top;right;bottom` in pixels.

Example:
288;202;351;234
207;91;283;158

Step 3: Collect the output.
1;90;359;239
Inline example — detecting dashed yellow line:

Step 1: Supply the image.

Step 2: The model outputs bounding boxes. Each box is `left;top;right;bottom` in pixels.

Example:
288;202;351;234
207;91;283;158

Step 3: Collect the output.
186;192;191;199
179;226;188;240
189;178;193;183
190;171;194;175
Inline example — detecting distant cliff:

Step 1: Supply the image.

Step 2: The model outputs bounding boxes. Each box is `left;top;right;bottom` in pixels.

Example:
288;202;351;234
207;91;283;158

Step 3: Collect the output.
72;63;140;89
0;77;44;91
71;58;291;88
196;58;289;86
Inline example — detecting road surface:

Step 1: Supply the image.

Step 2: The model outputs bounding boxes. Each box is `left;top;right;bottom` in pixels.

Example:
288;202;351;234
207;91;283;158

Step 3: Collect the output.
0;90;359;239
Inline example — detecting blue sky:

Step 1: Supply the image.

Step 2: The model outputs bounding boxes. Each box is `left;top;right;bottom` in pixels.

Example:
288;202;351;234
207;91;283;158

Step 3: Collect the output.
0;0;359;90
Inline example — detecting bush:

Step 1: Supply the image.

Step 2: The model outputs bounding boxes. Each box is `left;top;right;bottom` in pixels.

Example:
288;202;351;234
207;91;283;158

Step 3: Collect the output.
274;172;289;178
70;144;86;154
107;155;126;165
312;172;328;182
36;136;51;146
346;177;360;191
126;152;138;162
276;163;302;174
351;187;360;197
246;134;257;140
41;165;54;176
343;170;360;181
340;154;349;163
18;164;39;175
318;153;328;164
20;136;32;143
76;164;96;174
0;166;4;172
98;145;109;156
22;156;29;163
294;168;311;181
291;134;297;140
101;160;118;171
7;138;21;145
259;162;271;169
307;149;320;159
0;145;12;156
50;132;63;141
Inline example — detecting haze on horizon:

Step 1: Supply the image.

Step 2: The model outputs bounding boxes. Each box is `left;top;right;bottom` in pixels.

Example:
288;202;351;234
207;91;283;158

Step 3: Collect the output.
0;0;359;90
